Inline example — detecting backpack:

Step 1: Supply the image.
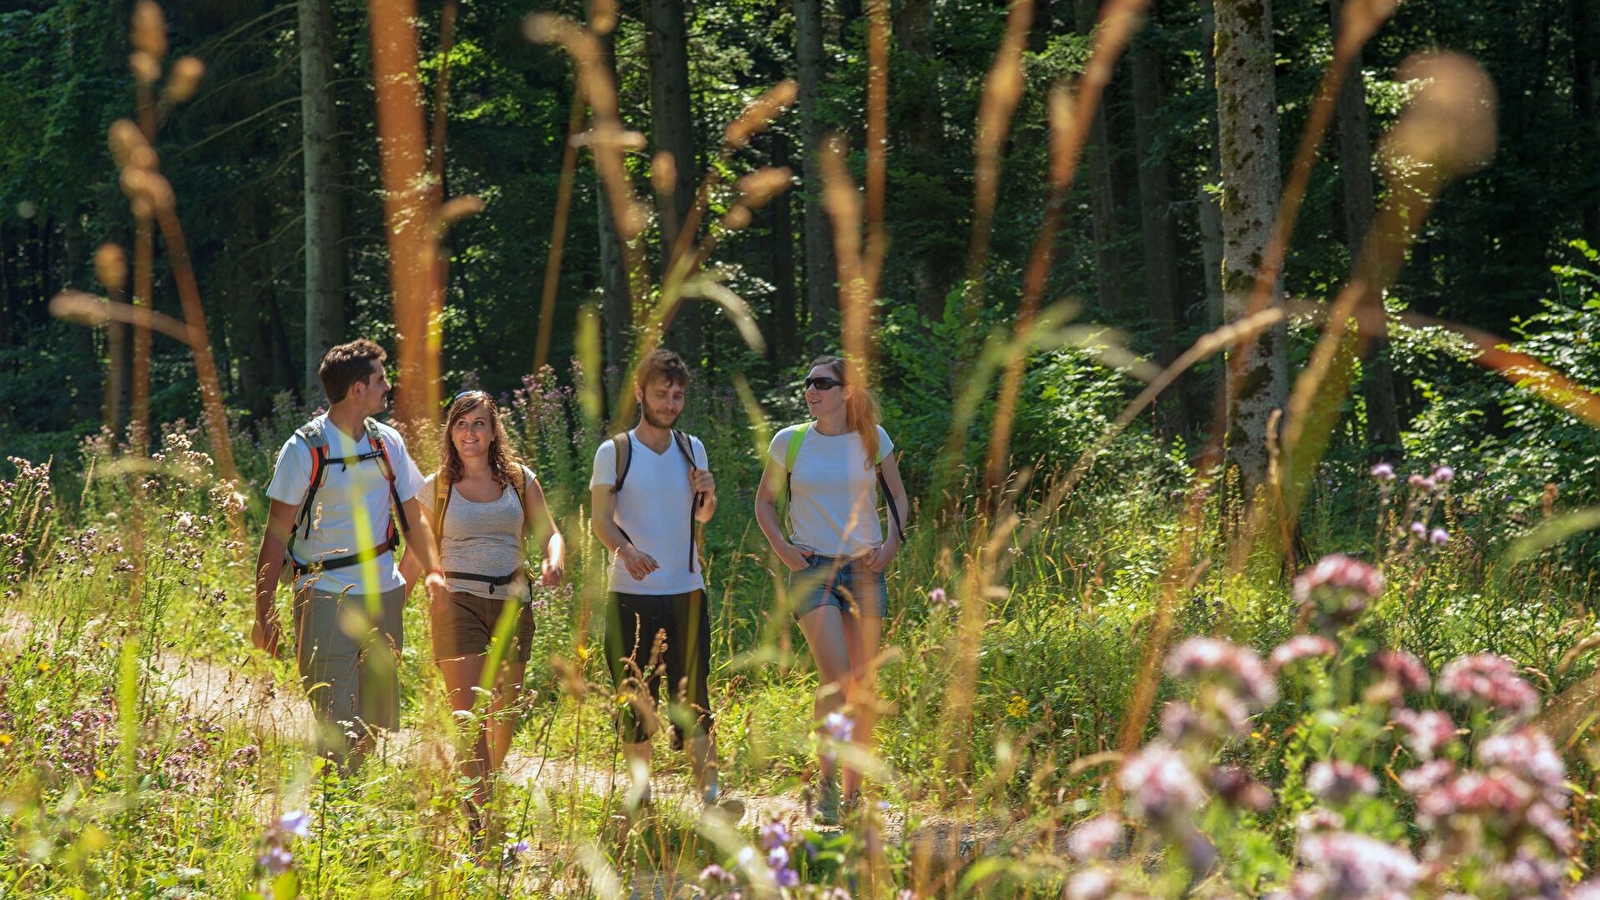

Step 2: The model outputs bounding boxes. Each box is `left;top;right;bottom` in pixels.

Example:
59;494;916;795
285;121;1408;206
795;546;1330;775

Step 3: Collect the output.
778;422;905;543
284;417;412;580
610;430;705;572
428;465;530;596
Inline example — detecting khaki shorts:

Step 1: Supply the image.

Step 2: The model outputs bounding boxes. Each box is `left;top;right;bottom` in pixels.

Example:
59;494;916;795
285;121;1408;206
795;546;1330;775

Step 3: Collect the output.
433;590;535;664
292;586;406;740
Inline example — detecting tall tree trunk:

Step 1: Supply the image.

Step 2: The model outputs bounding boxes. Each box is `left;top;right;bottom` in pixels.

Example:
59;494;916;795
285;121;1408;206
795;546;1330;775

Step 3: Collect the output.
1215;0;1287;495
1199;0;1224;332
1330;0;1401;464
1130;7;1184;434
643;0;700;362
1074;0;1125;317
768;131;799;362
596;31;632;403
300;0;344;400
895;0;948;321
1575;0;1600;244
795;0;835;352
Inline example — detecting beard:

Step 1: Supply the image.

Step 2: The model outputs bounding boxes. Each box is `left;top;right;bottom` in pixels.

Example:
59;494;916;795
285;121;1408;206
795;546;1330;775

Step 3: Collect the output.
641;403;680;430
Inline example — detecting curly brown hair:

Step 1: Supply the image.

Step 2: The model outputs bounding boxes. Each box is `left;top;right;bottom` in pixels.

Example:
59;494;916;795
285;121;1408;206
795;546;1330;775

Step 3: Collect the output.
439;391;519;486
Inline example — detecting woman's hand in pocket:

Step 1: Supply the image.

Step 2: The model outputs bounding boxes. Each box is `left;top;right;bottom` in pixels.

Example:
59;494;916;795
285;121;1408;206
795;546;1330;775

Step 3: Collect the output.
778;544;814;572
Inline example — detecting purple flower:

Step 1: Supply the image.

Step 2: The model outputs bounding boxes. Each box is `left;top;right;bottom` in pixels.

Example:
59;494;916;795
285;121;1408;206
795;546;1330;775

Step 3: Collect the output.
1408;521;1427;538
1438;654;1540;718
1065;814;1124;862
766;846;789;871
1398;758;1455;797
773;865;800;888
258;844;293;875
759;820;791;850
1296;831;1422;899
1408;473;1435;491
1369;463;1395;482
1429;528;1449;547
927;587;949;607
1432;465;1455;484
1492;846;1565;897
699;864;735;885
1293;555;1384;604
1306;761;1379;803
1392;709;1456;759
1166;637;1279;709
1210;764;1274;812
277;810;310;838
1120;743;1206;821
1270;636;1338;672
822;712;854;743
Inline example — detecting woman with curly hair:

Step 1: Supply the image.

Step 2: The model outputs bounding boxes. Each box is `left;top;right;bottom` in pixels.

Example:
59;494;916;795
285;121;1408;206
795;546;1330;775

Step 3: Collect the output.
754;355;908;824
407;389;564;836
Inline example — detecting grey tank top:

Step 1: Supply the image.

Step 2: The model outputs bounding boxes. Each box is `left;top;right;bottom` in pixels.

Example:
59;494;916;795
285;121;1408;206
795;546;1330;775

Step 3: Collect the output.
423;467;531;600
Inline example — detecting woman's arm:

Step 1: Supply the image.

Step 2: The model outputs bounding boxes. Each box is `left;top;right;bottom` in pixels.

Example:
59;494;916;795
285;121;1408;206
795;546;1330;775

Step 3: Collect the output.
755;452;812;571
520;470;565;585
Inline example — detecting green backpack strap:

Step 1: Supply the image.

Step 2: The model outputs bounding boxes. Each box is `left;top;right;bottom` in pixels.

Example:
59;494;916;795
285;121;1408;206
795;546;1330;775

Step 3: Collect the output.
780;423;810;536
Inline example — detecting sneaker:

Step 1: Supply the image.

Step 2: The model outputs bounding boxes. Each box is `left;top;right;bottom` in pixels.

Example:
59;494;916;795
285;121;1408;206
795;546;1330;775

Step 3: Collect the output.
813;773;840;826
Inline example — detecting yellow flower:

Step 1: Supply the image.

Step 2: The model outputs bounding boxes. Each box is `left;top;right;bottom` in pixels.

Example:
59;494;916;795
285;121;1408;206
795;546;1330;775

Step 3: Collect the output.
0;733;12;747
576;646;590;662
98;641;109;650
35;661;49;674
93;769;106;781
615;694;629;707
1006;695;1027;719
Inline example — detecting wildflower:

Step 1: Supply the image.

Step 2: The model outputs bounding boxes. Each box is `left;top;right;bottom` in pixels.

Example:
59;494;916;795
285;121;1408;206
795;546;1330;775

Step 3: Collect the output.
759;820;791;850
1065;814;1124;862
1374;651;1430;694
1296;831;1422;899
1306;760;1378;803
1006;695;1027;719
1408;521;1427;538
822;712;854;743
1408;473;1435;491
93;768;106;781
1392;709;1456;759
927;587;949;608
1066;869;1116;900
1166;637;1278;709
1432;465;1455;484
1269;635;1338;672
1398;758;1455;797
1293;555;1383;633
1369;462;1395;482
258;844;293;875
277;810;311;838
36;660;49;673
1120;743;1206;821
1210;764;1273;812
575;645;590;662
0;734;11;747
1429;528;1449;547
1477;726;1564;791
1437;654;1540;718
1492;846;1565;898
699;863;736;885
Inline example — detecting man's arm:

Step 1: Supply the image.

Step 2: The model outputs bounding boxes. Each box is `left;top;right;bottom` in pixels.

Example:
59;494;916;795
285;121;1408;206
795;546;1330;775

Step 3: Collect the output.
402;496;450;608
591;486;658;580
252;499;300;656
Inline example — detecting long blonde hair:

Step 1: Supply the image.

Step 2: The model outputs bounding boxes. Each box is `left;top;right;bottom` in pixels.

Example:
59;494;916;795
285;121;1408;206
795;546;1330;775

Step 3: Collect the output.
811;355;881;469
440;391;518;486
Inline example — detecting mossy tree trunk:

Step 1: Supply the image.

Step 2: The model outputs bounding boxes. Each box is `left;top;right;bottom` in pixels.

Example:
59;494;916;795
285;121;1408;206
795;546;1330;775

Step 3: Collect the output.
300;0;344;400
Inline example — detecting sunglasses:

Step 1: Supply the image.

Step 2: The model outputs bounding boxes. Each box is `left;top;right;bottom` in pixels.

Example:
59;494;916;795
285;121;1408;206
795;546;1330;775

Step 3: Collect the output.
453;389;488;402
803;376;844;392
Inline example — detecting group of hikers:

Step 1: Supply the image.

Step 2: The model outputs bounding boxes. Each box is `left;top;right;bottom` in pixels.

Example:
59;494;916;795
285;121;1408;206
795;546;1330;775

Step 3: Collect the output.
250;338;908;837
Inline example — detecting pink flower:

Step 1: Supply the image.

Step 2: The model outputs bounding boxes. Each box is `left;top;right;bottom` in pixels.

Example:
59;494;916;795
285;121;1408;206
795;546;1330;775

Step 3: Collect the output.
1432;465;1455;484
1392;709;1456;759
1398;758;1455;797
1065;869;1115;900
1293;555;1384;604
1438;654;1540;718
1120;743;1207;821
1369;463;1395;482
1166;637;1279;709
1306;761;1379;803
1271;636;1338;672
1374;651;1430;694
1065;815;1124;862
1296;832;1422;900
1478;726;1565;792
1429;528;1449;547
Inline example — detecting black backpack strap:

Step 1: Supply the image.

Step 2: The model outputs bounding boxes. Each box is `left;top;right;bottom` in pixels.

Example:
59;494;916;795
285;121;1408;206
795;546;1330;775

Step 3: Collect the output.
674;430;705;572
878;466;905;543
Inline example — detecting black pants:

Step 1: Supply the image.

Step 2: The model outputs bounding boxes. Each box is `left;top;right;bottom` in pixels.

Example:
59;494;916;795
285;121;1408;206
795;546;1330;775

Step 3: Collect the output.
604;590;713;747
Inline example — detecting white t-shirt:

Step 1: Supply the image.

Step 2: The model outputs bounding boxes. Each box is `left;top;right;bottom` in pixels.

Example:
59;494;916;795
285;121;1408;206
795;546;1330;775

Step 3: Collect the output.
422;465;535;600
267;414;424;594
769;423;894;558
589;429;707;595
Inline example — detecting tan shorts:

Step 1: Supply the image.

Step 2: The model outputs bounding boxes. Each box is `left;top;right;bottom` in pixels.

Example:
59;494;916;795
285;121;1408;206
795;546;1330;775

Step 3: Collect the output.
433;590;535;664
291;586;406;737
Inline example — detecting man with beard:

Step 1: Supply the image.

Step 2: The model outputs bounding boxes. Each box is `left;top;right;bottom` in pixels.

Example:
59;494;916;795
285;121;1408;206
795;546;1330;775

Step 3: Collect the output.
590;348;738;818
252;338;446;771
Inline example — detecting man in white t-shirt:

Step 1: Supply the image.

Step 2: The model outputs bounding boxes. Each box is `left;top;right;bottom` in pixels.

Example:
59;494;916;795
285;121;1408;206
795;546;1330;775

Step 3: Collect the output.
590;348;737;817
252;339;447;771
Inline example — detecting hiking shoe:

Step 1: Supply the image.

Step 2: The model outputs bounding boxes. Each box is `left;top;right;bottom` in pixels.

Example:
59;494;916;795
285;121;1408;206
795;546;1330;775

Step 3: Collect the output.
813;773;841;826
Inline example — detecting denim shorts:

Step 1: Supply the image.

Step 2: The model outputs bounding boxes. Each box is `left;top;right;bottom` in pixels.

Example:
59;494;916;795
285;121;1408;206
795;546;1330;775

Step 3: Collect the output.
788;554;888;619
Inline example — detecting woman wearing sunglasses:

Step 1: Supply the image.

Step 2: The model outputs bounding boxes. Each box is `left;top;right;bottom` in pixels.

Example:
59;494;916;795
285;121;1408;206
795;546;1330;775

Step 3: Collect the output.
754;355;909;824
406;389;565;841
